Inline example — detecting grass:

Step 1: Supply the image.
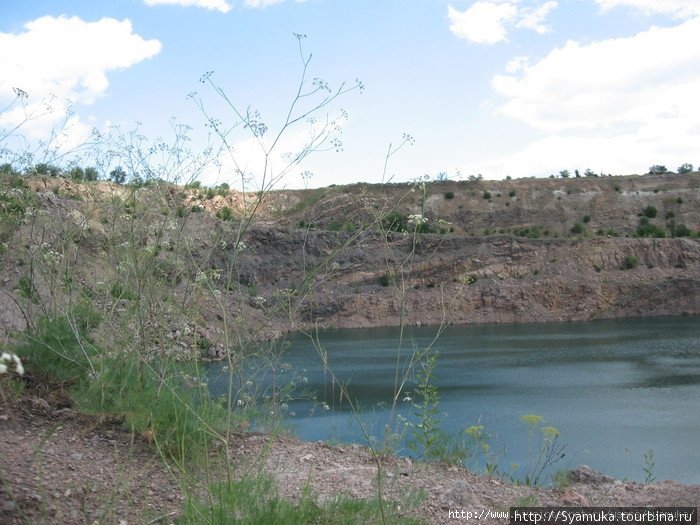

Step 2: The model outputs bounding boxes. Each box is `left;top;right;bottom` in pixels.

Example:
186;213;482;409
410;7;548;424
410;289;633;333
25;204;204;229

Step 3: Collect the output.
179;475;425;524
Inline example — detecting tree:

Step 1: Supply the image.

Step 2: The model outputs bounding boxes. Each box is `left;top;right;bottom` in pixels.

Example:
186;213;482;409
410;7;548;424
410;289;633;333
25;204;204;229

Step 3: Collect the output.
574;169;580;178
69;167;84;181
559;170;570;178
84;167;99;181
677;163;693;174
649;165;667;175
109;166;127;184
584;168;596;177
34;163;61;177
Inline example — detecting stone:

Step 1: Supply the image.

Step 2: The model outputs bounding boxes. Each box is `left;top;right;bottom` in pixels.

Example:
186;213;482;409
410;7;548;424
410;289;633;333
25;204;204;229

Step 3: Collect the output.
562;489;590;506
29;397;50;411
570;465;614;484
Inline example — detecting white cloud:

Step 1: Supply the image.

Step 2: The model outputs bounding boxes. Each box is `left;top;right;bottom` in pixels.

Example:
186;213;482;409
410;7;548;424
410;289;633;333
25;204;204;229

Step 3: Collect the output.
447;1;558;44
0;15;161;149
492;17;700;132
516;0;558;33
244;0;285;8
461;16;700;178
595;0;700;19
448;2;518;44
459;127;699;179
505;55;530;73
143;0;232;13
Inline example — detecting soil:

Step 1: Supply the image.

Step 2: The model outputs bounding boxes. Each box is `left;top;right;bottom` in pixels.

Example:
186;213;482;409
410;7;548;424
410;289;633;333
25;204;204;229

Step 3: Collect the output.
2;395;698;524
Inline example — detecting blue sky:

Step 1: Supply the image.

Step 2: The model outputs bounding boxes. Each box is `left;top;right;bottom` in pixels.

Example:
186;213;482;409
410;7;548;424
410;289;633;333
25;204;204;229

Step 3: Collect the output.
1;0;699;188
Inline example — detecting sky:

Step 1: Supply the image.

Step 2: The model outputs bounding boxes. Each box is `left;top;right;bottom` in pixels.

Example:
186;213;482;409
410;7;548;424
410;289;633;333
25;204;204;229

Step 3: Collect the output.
1;0;699;189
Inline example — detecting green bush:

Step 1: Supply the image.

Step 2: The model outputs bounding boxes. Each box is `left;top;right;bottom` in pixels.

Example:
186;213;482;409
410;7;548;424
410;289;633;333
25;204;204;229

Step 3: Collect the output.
582;215;591;224
14;315;99;386
75;357;224;458
216;206;233;221
648;165;667;175
444;191;455;200
508;190;516;197
677;163;693;174
672;223;692;237
623;255;639;269
635;223;666;238
379;272;395;287
383;210;407;232
570;223;585;235
642;206;657;218
482;191;491;200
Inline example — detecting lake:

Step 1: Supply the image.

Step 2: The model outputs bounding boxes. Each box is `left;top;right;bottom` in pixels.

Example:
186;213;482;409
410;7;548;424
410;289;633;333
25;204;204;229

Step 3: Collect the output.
206;316;700;484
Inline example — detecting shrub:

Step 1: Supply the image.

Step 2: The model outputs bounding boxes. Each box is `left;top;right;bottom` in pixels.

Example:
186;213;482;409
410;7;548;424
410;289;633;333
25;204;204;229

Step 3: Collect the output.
570;222;585;235
14;315;99;386
84;167;99;181
444;191;454;200
623;255;639;269
649;165;667;175
635;224;665;238
508;190;516;197
69;167;84;180
677;197;683;204
642;206;657;218
677;163;693;174
482;191;491;200
379;272;395;287
673;224;692;237
109;166;127;185
216;206;233;221
582;215;591;224
383;210;407;232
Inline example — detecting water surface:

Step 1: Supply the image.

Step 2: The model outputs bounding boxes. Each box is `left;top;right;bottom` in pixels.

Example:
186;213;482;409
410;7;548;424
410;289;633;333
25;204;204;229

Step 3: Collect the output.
207;316;700;484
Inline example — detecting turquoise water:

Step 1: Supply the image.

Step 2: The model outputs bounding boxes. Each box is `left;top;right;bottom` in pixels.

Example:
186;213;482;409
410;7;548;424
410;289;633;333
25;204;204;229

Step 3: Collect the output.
206;316;700;484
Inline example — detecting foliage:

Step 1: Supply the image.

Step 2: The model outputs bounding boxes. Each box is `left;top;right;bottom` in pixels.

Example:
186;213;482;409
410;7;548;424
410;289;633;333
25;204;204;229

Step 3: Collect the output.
216;205;233;221
382;210;408;233
482;191;491;200
623;255;639;269
642;206;657;218
649;165;667;175
642;449;656;484
13;314;99;386
635;223;666;238
570;222;585;235
677;163;693;174
379;271;395;287
444;191;454;200
517;415;566;486
109;166;127;184
408;352;468;465
179;475;422;525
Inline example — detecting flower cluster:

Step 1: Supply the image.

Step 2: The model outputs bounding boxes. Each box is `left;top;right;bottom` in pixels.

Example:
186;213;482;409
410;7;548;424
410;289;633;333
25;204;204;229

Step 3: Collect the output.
407;214;427;226
0;352;24;376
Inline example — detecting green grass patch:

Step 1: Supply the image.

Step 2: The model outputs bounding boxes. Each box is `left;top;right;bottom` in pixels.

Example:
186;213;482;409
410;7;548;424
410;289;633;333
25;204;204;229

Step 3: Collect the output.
179;475;424;525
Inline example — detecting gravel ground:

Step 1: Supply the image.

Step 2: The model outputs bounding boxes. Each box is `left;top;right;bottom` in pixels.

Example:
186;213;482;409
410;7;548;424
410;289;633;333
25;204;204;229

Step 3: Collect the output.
2;395;698;524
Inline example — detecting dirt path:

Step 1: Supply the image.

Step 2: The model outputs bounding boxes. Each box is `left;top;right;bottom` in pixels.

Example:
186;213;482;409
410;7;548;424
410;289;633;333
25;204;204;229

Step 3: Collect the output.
1;396;698;524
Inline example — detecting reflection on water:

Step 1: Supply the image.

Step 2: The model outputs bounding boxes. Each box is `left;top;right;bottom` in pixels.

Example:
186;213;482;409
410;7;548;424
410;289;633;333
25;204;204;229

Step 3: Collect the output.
206;316;700;484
